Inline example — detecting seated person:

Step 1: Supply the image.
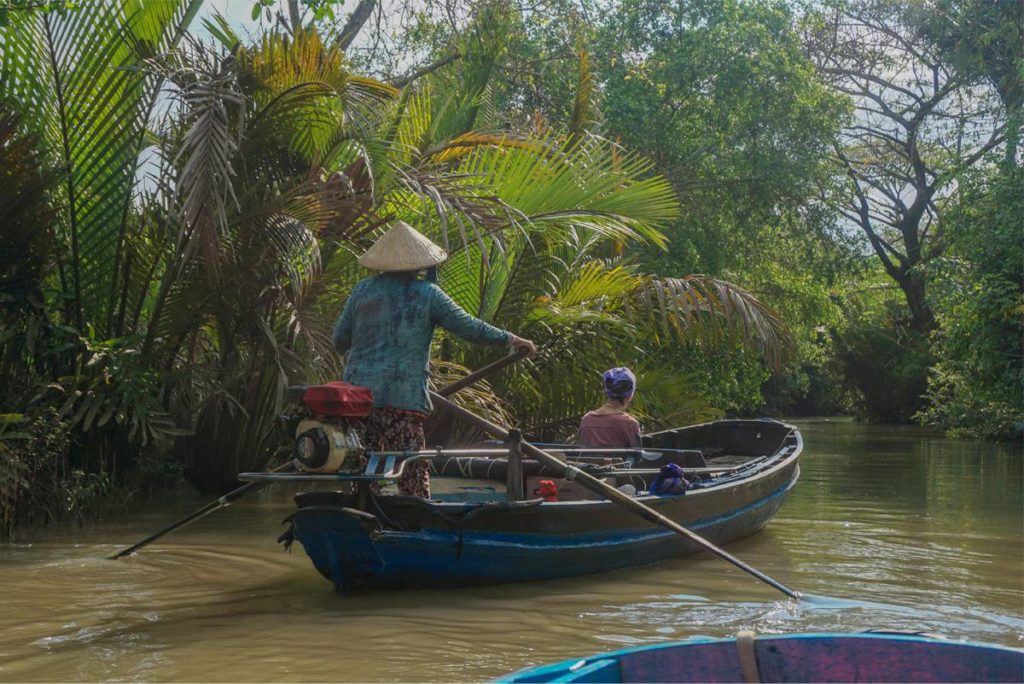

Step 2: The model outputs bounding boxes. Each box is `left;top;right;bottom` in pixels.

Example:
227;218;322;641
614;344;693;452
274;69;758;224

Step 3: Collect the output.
577;367;642;450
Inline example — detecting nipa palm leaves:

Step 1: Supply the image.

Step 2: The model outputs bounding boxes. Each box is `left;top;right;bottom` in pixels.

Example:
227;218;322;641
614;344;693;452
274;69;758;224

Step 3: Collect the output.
0;0;203;336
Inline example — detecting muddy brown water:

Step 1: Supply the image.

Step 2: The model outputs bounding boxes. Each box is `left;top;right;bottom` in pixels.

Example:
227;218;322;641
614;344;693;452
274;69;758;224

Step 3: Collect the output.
1;419;1021;682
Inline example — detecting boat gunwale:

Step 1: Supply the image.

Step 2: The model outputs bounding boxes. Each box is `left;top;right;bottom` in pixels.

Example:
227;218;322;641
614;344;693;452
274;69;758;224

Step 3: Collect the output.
350;470;800;545
495;632;1024;684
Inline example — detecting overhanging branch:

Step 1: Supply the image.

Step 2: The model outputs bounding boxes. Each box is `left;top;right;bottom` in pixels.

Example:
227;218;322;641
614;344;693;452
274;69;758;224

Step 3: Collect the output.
391;51;462;88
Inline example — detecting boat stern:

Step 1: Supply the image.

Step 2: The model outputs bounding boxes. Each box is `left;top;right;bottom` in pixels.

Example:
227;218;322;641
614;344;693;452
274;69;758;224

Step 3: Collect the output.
289;505;384;591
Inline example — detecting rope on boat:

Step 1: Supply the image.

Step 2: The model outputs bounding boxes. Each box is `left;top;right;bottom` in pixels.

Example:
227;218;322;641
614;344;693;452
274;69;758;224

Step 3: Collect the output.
426;498;544;561
563;464;586;481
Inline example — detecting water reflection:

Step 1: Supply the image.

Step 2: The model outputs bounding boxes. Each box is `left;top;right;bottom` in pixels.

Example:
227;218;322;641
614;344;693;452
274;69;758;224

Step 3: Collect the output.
0;419;1021;682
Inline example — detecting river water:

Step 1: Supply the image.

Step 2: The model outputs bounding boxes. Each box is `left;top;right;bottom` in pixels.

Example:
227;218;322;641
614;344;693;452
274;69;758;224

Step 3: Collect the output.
1;419;1021;682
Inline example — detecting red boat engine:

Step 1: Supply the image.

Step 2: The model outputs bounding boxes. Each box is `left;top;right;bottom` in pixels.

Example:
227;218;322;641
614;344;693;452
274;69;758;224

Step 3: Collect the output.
283;382;373;472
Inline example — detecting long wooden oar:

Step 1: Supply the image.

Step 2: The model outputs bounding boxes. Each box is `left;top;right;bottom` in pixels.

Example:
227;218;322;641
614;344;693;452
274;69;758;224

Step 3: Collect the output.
430;391;803;600
107;459;295;559
109;349;528;560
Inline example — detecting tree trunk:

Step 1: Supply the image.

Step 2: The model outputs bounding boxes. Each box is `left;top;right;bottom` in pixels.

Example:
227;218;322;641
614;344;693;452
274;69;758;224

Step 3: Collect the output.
896;270;936;334
336;0;375;50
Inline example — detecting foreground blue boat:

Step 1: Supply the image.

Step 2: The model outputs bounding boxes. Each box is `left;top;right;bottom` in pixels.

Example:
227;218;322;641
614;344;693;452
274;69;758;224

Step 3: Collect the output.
497;632;1024;683
243;419;802;591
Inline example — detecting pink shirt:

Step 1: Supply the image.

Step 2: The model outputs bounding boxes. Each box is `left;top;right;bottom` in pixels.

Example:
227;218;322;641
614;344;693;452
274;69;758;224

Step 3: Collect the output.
578;410;642;449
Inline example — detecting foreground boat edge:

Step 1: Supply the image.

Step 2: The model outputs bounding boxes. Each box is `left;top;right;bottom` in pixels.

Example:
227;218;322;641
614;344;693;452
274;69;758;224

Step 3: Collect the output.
496;632;1024;683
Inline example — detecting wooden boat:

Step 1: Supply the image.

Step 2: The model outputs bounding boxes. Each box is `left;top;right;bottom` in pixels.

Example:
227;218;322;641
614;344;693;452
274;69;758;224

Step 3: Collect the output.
240;418;801;592
496;632;1024;683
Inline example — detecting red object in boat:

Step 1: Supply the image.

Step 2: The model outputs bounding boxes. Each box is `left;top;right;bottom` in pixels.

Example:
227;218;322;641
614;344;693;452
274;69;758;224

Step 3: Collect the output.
535;479;559;502
303;382;374;417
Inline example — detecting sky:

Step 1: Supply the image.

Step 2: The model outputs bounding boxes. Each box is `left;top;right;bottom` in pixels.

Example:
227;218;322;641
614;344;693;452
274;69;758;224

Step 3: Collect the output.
196;0;259;37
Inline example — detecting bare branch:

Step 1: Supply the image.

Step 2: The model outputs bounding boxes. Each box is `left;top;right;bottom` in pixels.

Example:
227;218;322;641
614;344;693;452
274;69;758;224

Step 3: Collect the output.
336;0;376;51
391;51;462;88
834;143;903;276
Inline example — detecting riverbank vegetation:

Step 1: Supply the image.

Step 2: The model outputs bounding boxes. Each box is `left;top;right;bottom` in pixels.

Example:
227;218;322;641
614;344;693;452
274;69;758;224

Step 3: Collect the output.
0;0;1019;534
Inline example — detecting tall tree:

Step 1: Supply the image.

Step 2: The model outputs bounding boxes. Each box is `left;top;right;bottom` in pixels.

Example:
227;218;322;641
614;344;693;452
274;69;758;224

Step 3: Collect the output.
918;154;1023;439
597;0;845;275
806;0;1007;333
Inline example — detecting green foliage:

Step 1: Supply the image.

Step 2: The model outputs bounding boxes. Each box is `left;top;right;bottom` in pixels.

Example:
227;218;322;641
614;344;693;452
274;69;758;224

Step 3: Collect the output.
137;29;389;490
599;0;846;275
919;131;1024;440
41;334;189;448
0;1;74;28
0;0;204;335
0;105;53;311
911;0;1023;110
588;0;852;414
832;281;934;424
443;244;794;438
668;346;770;416
249;0;348;26
0;102;74;398
733;209;860;414
0;408;75;539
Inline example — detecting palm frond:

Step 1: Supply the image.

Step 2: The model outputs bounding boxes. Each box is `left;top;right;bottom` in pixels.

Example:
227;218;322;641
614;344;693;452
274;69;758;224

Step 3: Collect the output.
631;275;795;372
628;365;722;432
391;84;433;167
426;358;516;444
457;134;676;247
170;52;244;272
568;45;595;142
200;13;240;53
549;260;638;309
425;132;543;164
0;0;202;334
375;162;524;274
240;29;395;158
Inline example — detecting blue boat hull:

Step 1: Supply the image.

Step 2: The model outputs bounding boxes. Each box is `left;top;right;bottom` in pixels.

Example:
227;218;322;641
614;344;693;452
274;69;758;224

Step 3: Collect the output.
293;471;797;590
497;633;1024;683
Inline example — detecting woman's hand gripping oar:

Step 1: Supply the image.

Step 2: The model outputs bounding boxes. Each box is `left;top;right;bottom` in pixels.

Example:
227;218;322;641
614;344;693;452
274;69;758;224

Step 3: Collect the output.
429;391;803;600
108;349;529;560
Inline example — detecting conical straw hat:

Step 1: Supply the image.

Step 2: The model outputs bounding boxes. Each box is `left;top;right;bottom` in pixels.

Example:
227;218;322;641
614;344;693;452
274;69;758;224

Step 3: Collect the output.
358;221;448;271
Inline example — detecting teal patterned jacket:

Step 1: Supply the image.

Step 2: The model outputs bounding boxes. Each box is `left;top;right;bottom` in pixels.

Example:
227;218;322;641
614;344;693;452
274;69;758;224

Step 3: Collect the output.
332;273;511;412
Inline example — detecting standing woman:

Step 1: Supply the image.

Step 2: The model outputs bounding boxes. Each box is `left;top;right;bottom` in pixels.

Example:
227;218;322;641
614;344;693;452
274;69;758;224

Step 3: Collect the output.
332;221;536;498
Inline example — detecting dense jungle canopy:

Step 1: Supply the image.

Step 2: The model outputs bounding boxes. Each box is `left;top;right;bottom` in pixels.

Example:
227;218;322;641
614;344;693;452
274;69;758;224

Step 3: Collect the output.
0;0;1019;533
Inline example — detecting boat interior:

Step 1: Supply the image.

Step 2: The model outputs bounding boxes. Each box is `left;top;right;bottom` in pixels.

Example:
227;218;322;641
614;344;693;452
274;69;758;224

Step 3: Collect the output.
237;414;801;511
426;418;797;502
277;419;799;506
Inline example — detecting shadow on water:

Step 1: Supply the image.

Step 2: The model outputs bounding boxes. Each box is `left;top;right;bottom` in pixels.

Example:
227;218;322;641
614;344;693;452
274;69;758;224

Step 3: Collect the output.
0;418;1021;681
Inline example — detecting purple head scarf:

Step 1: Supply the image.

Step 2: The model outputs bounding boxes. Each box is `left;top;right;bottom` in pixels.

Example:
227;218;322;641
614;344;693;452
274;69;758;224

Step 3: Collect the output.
603;367;637;400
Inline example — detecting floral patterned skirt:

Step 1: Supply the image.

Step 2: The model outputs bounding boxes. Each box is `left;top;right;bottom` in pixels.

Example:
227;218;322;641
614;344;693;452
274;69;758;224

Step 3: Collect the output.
357;407;430;498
